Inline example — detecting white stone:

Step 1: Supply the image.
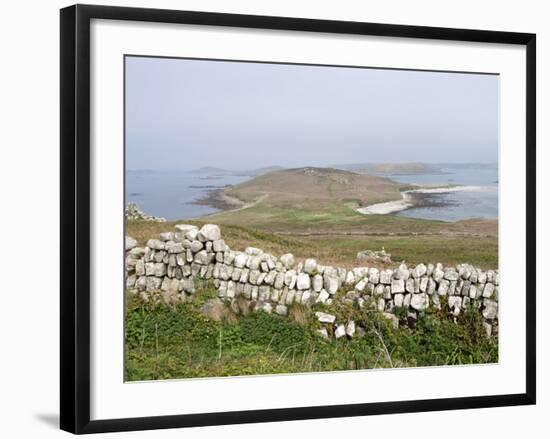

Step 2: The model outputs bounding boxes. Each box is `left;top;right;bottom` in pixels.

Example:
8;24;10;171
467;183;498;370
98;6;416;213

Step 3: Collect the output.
296;273;311;290
412;263;427;278
410;293;429;311
345;271;356;285
395;263;410;280
312;274;323;292
315;290;329;304
325;276;339;294
275;304;288;316
197;224;221;241
316;328;329;339
334;324;346;339
345;321;356;337
355;279;367;292
304;258;318;274
391;279;405;294
482;283;495;298
125;236;137;251
279;253;295;268
315;311;336;324
482;299;498;320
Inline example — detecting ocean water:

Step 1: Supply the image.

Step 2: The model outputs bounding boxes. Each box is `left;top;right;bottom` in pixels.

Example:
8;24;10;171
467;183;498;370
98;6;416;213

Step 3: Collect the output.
126;170;251;220
382;164;498;222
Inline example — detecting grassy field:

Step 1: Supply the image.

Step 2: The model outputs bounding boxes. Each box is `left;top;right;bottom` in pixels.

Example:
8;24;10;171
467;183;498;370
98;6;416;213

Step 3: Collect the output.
127;212;498;269
125;281;498;381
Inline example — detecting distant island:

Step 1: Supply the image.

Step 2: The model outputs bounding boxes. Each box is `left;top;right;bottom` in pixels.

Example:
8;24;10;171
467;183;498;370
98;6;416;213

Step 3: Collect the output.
189;165;285;177
333;162;443;175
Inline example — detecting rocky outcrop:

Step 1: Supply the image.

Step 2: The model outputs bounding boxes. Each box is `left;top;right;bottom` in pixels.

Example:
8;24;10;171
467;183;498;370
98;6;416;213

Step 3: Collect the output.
125;224;499;339
125;202;166;222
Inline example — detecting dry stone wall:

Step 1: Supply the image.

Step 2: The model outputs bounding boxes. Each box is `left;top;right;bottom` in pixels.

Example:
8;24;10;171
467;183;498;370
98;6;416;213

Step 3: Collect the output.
125;224;499;338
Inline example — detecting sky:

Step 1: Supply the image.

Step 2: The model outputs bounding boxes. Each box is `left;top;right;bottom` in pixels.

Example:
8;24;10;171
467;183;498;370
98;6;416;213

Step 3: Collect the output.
125;56;498;171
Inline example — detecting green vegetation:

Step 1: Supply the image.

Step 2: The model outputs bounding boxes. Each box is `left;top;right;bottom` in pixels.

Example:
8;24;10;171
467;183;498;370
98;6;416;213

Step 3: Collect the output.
125;285;497;381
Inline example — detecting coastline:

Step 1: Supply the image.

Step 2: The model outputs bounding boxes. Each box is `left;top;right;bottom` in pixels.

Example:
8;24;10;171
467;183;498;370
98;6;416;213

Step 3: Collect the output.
356;185;489;215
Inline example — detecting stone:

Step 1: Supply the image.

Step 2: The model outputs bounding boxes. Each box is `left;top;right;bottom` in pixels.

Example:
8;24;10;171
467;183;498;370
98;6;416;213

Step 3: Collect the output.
355;279;367;292
135;260;145;276
273;272;285;289
315;311;336;324
345;271;355;285
345;321;356;338
212;239;226;252
312;274;323;292
391;279;405;294
382;312;399;329
303;258;318;274
280;253;295;268
166;242;184;254
368;268;380;284
419;276;429;293
380;270;393;284
175;224;198;234
316;289;330;304
125;236;137;251
188;240;203;253
412;263;427;278
334;324;346;339
324;276;339;295
232;253;247;269
444;269;459;281
296;273;311;290
316;328;329;339
275;304;288;316
482;283;495;298
405;278;415;293
438;279;450;296
410;293;429;311
433;267;444;282
395;263;410;280
394;293;404;307
284;270;297;289
377;298;386;312
197;224;221;242
482;299;498;320
483;322;492;337
245;246;262;255
194;250;211;265
146;239;165;250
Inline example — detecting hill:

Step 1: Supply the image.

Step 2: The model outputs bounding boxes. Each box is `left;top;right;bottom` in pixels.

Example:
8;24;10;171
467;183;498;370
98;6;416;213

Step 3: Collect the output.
225;167;409;207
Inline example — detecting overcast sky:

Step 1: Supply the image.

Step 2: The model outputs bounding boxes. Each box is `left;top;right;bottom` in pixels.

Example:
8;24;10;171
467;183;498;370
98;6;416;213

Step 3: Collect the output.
125;56;498;170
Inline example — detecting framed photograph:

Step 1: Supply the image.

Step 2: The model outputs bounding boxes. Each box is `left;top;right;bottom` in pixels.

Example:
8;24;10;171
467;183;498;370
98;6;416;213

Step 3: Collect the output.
60;4;536;434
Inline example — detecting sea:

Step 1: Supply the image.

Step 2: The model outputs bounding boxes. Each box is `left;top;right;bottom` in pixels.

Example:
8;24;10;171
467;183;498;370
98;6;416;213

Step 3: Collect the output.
126;170;250;220
380;164;498;222
126;164;498;222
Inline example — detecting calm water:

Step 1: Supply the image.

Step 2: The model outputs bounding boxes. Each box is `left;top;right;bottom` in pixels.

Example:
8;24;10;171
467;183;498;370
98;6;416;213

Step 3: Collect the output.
383;164;498;222
126;164;498;222
126;170;251;220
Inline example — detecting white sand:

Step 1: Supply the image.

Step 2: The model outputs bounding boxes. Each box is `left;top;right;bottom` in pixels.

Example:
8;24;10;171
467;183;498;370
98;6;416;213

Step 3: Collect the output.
356;186;490;215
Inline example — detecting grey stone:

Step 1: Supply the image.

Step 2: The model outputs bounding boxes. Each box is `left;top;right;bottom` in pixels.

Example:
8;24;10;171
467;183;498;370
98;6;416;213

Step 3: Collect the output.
312;274;323;292
146;239;165;250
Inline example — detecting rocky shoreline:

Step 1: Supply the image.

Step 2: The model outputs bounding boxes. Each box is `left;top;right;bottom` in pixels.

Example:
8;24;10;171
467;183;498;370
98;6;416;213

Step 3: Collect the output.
190;188;247;212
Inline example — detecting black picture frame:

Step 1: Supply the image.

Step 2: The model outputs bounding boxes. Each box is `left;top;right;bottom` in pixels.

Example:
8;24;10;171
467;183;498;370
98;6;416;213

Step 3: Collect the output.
60;4;536;434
